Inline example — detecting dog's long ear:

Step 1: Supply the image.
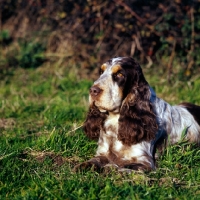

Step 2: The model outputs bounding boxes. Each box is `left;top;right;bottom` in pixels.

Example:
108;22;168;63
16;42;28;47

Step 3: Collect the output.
118;61;158;146
83;104;107;140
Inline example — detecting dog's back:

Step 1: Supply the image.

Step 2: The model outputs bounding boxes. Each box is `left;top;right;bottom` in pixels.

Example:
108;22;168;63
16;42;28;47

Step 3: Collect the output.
151;95;200;145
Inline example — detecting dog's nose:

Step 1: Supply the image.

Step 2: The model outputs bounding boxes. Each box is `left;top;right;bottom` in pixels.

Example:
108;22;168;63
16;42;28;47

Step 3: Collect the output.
90;86;101;96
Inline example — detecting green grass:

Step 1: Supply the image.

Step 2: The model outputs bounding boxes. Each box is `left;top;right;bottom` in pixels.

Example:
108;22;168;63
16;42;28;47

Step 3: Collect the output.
1;65;200;199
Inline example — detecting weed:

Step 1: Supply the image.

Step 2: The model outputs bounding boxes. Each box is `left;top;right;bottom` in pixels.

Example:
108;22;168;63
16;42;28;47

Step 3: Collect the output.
17;40;46;69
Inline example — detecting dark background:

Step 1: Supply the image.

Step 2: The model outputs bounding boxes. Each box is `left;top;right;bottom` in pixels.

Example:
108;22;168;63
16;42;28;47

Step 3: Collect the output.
1;0;200;80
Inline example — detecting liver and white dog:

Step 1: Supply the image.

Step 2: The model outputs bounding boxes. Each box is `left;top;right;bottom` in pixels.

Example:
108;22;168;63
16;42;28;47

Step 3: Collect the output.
74;57;200;172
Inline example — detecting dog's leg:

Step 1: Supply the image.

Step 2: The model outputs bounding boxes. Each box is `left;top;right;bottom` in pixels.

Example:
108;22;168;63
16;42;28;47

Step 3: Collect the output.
73;156;109;172
123;162;153;171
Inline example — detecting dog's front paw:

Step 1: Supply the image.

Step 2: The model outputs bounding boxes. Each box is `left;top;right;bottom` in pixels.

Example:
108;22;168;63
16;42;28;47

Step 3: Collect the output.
102;163;119;174
124;163;151;171
73;161;100;172
73;156;110;172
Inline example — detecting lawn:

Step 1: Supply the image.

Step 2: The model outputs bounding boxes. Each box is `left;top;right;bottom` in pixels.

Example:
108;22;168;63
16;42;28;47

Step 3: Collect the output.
0;64;200;199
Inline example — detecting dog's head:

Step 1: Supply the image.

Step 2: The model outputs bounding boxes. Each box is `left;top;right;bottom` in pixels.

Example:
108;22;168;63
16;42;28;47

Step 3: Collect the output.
89;57;146;113
84;57;158;145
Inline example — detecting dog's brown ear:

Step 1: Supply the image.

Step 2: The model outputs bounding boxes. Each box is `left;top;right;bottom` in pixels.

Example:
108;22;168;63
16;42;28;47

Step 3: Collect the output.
118;61;158;146
83;104;107;140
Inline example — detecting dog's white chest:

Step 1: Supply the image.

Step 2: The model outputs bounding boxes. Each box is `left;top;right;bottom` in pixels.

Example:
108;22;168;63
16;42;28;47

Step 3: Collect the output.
104;113;119;137
96;113;120;154
95;113;147;161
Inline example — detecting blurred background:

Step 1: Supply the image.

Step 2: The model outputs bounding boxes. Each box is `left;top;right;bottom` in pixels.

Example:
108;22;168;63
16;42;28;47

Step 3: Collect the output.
0;0;200;81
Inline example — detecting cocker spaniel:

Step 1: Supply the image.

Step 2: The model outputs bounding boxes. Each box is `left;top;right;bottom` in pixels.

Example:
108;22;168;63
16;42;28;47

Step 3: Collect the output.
74;57;200;172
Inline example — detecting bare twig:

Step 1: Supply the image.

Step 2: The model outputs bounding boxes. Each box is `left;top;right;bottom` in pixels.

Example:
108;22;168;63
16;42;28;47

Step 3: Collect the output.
146;56;153;68
130;41;136;56
134;34;143;52
190;7;195;53
187;6;195;73
113;0;145;23
167;40;176;83
65;124;83;135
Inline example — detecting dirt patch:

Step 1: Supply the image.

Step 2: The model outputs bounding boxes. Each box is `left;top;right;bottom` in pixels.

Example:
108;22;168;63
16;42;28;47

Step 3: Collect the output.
0;118;16;129
20;149;80;167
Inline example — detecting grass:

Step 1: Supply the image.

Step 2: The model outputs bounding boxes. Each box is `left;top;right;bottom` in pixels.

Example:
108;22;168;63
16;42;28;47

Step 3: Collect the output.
0;63;200;199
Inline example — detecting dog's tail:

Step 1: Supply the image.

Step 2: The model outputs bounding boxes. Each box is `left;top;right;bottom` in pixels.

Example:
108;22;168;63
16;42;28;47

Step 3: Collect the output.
179;102;200;126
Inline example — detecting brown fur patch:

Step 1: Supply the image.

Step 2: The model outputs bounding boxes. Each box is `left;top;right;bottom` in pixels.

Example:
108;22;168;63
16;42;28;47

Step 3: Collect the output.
83;104;107;140
111;65;122;74
73;156;109;172
124;161;152;171
101;64;107;71
122;93;137;107
118;84;158;146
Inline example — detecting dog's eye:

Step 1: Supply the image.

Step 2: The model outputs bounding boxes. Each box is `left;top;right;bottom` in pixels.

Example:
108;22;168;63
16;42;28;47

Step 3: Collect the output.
116;72;124;78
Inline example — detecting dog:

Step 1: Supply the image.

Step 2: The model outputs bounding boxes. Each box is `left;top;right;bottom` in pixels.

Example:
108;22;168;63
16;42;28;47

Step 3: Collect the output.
74;57;200;172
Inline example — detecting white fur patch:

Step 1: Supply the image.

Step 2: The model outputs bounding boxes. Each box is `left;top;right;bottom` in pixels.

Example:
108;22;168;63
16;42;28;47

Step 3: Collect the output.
150;87;200;144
